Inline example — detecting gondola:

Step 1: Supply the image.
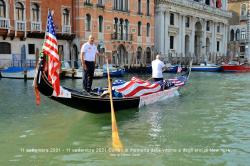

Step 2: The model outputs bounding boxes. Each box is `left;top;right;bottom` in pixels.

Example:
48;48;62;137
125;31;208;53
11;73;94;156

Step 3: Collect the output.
36;57;190;114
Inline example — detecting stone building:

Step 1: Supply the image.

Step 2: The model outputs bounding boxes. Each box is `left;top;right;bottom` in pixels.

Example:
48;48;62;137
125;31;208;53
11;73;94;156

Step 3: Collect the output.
0;0;74;68
154;0;231;65
72;0;155;68
228;0;250;61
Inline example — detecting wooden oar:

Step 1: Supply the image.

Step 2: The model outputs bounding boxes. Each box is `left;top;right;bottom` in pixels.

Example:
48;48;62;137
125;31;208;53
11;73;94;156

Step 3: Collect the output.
105;56;123;151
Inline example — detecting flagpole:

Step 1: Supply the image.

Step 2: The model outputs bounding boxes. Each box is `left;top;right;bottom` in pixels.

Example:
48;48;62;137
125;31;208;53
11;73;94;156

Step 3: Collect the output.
32;9;51;105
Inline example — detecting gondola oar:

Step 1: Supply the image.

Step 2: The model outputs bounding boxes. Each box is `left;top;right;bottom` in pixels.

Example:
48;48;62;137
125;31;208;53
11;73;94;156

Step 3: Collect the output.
105;55;123;151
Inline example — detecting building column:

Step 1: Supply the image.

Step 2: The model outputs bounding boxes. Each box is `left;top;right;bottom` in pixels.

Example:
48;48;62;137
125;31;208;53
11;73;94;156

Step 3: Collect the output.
159;10;165;55
178;13;183;56
190;17;195;57
212;22;217;62
182;15;186;57
164;11;169;60
202;20;207;61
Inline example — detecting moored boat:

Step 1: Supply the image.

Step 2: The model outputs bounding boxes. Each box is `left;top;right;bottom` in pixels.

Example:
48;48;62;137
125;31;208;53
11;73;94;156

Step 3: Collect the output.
191;63;221;72
102;64;125;77
221;61;250;72
0;66;35;79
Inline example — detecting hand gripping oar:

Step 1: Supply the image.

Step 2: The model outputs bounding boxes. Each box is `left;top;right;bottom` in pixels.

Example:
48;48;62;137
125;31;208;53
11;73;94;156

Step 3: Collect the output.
105;55;123;151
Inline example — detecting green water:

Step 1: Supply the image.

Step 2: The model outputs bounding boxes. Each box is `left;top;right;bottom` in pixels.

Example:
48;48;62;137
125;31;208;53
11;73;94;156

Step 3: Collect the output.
0;73;250;166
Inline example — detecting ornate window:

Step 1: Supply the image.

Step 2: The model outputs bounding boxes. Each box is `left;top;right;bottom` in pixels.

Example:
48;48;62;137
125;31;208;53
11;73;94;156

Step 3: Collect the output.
0;42;11;54
138;21;141;36
206;21;210;31
236;29;240;41
98;16;103;33
241;4;247;16
241;29;246;40
86;14;91;31
0;0;6;17
170;13;174;25
185;17;190;28
146;0;150;16
63;9;70;25
138;0;142;14
146;23;150;37
31;4;39;22
15;2;24;20
230;29;234;41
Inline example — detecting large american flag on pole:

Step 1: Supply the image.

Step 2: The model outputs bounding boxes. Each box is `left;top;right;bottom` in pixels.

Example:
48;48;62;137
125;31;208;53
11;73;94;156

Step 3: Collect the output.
113;77;161;97
42;10;60;96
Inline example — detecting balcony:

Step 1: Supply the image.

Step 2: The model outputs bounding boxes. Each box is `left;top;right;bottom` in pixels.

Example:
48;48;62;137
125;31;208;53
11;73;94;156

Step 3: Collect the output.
240;15;248;21
15;20;26;31
31;22;41;31
62;25;71;34
162;0;231;18
111;33;133;41
0;18;10;29
84;2;93;7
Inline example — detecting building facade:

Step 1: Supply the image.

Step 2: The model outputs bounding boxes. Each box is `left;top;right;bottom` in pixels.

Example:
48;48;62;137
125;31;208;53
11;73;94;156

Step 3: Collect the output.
228;0;250;61
0;0;74;68
155;0;231;65
72;0;155;68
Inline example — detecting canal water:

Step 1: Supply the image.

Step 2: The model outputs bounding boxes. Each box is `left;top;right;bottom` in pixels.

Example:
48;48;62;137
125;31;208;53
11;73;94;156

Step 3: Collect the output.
0;72;249;166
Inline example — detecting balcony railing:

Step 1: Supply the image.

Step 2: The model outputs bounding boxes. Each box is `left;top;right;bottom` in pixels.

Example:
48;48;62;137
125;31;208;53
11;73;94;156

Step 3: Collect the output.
111;33;133;41
31;21;41;31
15;20;26;31
0;18;10;29
62;25;71;34
84;2;93;6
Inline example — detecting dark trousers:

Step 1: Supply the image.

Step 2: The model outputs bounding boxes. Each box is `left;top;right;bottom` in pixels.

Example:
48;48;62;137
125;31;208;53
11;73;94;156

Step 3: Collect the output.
153;78;163;82
83;61;95;92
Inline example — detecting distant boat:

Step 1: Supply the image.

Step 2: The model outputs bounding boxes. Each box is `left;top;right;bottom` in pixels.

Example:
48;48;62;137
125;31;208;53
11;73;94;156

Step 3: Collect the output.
191;63;221;72
0;66;35;79
102;64;125;77
221;61;250;72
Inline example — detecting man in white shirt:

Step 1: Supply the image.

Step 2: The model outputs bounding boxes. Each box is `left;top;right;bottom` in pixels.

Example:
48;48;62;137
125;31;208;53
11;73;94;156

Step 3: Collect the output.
80;35;99;92
152;54;165;82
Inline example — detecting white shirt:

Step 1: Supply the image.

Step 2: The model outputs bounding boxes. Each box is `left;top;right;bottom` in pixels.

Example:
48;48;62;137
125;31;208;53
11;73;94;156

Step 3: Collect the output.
80;42;98;62
152;59;165;78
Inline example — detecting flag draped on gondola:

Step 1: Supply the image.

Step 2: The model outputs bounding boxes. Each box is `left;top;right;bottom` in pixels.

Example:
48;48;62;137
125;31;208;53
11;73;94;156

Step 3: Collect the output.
113;77;161;97
42;10;60;96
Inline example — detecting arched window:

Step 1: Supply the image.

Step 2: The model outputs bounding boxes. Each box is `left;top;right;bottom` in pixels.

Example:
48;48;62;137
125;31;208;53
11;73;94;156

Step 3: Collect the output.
138;21;141;36
125;19;129;40
0;0;6;17
241;4;247;16
16;2;24;20
230;29;234;41
146;23;150;37
241;29;246;40
146;0;150;16
86;14;91;31
236;29;240;41
98;16;103;33
31;4;39;22
63;9;70;25
0;42;11;54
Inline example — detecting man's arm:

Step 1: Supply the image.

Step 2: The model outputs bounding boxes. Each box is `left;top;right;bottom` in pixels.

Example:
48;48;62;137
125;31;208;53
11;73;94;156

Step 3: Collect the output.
81;52;86;70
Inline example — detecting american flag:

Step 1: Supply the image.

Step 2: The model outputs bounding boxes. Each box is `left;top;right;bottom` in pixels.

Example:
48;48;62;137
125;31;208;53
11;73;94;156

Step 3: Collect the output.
113;77;161;97
167;75;187;87
42;10;60;96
